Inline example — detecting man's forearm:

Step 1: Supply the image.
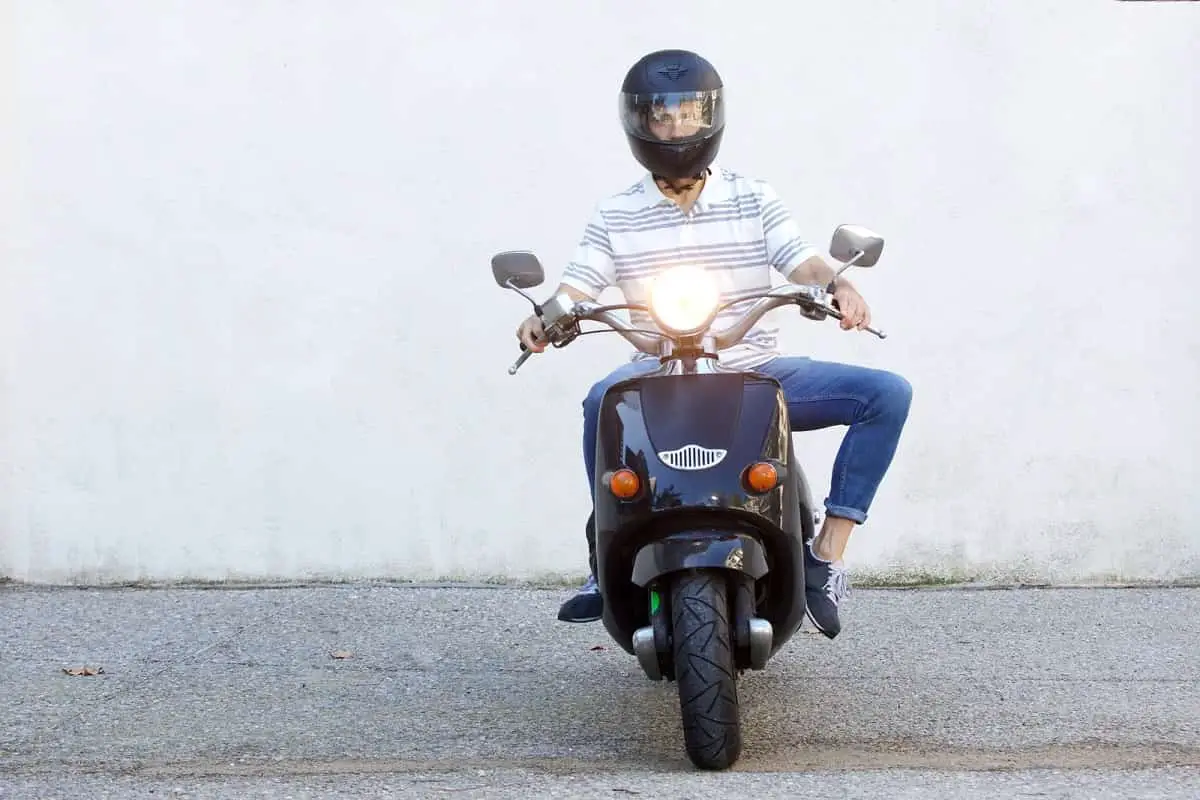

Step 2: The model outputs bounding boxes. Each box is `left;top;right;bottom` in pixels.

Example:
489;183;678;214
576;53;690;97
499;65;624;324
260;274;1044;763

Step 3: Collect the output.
786;255;854;292
552;283;594;303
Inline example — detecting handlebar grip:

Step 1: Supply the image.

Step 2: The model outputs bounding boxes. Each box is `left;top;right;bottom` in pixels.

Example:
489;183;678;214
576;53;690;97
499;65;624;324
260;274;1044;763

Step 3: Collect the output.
829;300;884;340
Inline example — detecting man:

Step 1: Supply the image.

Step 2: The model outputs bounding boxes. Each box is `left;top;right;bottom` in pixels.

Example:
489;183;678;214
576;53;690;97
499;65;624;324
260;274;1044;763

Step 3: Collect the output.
515;49;912;639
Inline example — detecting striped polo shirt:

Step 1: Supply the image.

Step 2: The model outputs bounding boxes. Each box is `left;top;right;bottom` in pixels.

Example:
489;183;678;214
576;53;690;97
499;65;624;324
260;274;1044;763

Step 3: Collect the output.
560;164;819;370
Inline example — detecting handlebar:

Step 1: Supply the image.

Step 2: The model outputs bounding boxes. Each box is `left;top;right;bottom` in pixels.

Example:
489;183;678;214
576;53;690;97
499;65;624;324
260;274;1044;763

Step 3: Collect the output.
712;285;816;348
563;290;825;354
509;283;885;374
570;300;664;353
508;297;662;374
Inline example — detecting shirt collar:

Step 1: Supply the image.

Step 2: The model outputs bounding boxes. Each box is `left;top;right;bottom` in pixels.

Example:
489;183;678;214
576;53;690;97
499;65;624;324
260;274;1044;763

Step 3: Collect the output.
637;163;728;211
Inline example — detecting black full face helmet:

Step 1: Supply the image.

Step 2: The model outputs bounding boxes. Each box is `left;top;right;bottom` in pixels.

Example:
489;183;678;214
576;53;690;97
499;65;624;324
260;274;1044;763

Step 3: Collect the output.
619;49;725;180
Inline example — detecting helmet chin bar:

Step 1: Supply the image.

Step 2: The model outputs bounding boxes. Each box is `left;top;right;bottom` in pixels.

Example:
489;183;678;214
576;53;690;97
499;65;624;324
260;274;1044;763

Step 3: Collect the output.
628;132;722;184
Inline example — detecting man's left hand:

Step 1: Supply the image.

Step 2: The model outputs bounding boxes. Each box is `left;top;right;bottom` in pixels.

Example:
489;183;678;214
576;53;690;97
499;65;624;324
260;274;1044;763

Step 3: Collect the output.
832;285;871;331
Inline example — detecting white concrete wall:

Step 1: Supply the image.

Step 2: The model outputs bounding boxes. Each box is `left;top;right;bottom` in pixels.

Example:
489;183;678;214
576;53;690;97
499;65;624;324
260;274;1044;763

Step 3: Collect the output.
3;0;1197;585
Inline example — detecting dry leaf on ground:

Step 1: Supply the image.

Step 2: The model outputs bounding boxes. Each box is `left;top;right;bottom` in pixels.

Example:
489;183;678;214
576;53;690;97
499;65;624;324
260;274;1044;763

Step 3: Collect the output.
62;666;104;676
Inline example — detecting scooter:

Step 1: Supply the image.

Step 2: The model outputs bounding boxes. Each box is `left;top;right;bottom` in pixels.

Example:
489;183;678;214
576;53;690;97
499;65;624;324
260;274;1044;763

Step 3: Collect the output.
493;224;887;770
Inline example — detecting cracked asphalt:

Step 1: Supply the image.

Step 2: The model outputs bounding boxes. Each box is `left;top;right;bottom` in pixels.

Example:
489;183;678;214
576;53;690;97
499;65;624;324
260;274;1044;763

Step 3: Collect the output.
1;584;1197;798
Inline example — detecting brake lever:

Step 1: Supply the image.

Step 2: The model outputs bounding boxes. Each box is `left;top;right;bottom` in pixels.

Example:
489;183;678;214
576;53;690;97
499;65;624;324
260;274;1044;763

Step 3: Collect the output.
826;298;887;339
509;342;534;375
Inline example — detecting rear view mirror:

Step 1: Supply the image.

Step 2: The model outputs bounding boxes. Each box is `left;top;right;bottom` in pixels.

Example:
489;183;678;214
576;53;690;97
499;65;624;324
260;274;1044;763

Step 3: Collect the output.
491;250;545;289
829;225;884;268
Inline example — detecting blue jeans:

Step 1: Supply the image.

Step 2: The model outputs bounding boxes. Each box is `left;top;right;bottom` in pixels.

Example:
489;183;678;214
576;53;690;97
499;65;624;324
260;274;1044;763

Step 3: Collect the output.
581;357;912;523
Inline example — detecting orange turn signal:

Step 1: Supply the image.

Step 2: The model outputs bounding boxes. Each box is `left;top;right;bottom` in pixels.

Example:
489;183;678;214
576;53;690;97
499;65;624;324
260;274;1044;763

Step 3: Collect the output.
744;462;779;493
608;468;641;499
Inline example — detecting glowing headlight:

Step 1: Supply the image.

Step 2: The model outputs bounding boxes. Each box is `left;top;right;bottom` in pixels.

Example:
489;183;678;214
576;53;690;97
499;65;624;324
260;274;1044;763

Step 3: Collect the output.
648;265;721;335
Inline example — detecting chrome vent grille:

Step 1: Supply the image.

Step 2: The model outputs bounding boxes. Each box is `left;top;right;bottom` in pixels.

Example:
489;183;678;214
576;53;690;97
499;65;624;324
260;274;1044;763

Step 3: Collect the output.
657;444;728;471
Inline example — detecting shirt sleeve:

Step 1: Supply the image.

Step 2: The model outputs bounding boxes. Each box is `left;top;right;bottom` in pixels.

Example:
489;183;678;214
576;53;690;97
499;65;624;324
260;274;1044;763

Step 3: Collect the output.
560;206;617;299
758;180;820;278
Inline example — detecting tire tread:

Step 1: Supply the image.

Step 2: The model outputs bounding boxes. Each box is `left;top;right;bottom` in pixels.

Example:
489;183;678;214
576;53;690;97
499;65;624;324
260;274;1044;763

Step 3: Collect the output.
670;570;742;769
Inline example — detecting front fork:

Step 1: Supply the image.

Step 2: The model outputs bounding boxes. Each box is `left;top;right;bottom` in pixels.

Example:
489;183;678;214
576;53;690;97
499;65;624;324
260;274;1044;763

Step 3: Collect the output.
636;572;770;682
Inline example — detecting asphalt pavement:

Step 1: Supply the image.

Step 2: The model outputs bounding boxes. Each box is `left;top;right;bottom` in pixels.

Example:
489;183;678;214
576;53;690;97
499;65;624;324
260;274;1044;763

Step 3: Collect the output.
1;583;1197;798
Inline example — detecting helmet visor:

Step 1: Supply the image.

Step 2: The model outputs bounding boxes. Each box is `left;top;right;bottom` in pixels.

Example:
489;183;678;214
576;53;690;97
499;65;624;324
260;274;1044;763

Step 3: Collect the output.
620;88;724;144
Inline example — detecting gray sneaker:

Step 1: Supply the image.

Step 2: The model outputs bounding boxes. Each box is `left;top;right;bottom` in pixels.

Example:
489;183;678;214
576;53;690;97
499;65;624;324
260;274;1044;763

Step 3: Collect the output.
804;543;849;638
557;574;602;623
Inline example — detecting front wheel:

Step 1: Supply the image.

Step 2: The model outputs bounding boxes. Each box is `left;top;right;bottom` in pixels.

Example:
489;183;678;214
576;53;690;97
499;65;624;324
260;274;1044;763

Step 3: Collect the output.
670;570;742;770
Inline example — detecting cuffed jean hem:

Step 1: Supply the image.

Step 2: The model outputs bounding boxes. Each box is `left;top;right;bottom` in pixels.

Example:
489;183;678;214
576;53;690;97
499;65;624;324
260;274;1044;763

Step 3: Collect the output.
823;502;868;524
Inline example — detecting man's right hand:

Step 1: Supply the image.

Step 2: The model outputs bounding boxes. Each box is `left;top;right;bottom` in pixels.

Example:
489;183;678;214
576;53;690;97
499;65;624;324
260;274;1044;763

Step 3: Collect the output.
516;315;548;353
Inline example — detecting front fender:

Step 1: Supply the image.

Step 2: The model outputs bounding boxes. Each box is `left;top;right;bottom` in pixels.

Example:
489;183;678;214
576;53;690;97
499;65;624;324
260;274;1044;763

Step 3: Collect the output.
631;531;769;587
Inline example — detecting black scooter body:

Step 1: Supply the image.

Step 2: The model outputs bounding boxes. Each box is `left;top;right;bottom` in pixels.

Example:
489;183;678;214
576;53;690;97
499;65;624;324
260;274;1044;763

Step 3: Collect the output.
593;367;816;667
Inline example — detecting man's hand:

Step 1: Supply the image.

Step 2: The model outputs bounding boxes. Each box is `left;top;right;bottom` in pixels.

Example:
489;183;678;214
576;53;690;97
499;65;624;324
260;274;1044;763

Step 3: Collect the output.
832;284;872;332
786;256;872;332
512;283;593;352
516;314;548;352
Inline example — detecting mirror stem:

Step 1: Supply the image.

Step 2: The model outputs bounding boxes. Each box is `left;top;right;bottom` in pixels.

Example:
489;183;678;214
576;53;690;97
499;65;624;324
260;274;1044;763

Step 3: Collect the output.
505;279;544;315
826;250;865;294
834;250;865;278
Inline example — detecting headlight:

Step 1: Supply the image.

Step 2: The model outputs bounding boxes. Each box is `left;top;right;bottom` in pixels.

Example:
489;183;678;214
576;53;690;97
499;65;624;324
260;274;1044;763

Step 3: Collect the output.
648;265;721;335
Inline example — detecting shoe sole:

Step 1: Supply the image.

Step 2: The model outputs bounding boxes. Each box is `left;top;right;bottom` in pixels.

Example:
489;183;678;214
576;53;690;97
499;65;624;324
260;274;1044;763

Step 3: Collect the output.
805;607;840;639
557;598;602;624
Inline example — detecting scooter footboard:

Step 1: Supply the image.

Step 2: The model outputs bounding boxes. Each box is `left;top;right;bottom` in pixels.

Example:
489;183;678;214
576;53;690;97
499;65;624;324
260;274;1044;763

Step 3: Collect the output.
630;531;769;587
